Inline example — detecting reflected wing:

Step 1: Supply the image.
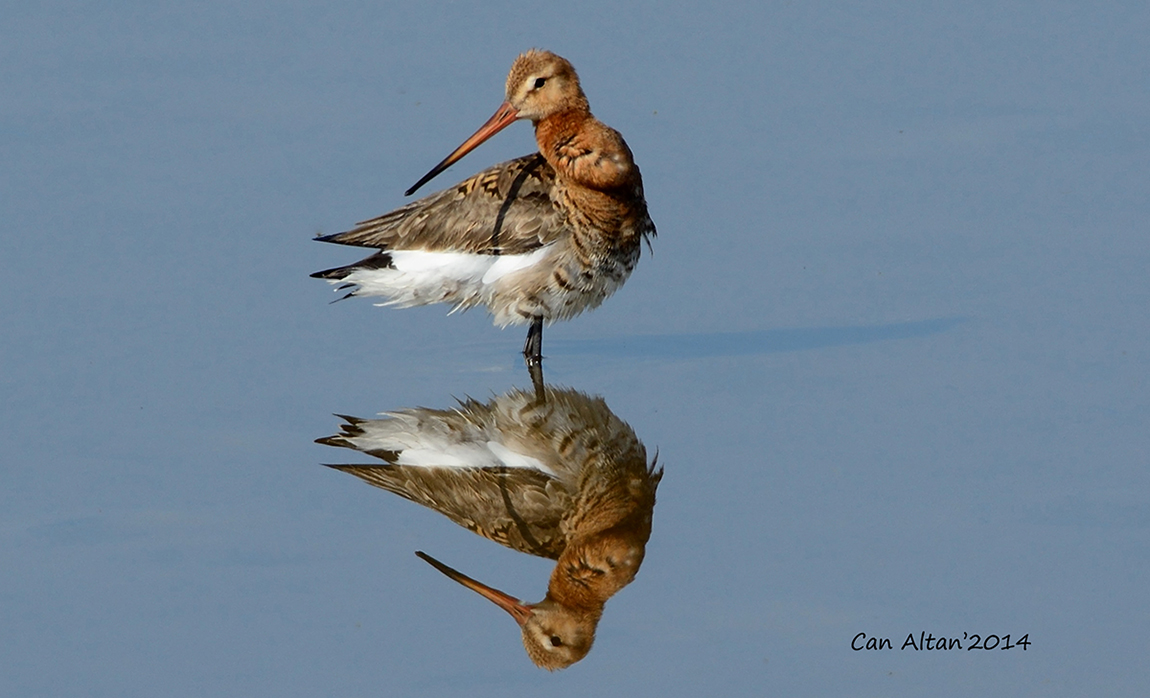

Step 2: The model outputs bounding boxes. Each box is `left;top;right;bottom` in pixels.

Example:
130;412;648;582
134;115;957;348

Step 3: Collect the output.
324;462;570;560
316;153;564;255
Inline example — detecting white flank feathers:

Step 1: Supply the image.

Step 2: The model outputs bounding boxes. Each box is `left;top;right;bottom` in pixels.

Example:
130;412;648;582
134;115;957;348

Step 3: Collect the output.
338;411;554;475
336;247;553;313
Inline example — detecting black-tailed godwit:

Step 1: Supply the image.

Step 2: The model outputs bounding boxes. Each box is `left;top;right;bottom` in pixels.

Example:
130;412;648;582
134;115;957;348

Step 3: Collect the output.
312;49;655;364
319;383;662;669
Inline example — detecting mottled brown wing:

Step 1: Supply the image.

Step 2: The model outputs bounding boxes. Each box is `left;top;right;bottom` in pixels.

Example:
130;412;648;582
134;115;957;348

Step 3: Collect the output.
324;463;572;560
316;153;565;255
561;453;663;541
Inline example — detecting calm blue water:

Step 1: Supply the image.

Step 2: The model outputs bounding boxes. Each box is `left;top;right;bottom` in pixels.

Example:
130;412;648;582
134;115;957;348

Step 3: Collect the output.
3;2;1148;695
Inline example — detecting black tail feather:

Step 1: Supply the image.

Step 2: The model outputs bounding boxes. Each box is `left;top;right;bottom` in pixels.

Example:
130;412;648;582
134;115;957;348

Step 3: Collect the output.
310;251;395;280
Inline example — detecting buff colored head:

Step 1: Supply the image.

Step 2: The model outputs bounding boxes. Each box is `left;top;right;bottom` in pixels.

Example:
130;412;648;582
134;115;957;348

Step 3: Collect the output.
503;49;589;122
516;598;597;670
405;49;589;196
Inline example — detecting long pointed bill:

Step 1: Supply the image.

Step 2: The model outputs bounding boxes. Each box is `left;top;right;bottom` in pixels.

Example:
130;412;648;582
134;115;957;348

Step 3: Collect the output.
405;101;520;196
415;551;533;625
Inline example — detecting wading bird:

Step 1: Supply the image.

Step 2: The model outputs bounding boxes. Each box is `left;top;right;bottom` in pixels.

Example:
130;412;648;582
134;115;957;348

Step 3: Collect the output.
319;382;661;669
312;49;655;364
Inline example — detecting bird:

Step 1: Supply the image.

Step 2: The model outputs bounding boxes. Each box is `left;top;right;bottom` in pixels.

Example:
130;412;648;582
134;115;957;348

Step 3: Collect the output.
318;381;662;669
311;49;655;365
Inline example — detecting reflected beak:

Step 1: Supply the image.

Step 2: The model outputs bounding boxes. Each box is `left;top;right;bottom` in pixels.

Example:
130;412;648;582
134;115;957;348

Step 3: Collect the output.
405;101;520;196
416;550;533;625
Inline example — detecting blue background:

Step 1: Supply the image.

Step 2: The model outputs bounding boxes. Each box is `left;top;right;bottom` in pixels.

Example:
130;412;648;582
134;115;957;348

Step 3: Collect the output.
3;2;1147;695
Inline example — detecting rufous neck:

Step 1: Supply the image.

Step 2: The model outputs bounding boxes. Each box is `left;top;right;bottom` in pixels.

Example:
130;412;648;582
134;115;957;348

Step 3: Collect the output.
533;108;593;154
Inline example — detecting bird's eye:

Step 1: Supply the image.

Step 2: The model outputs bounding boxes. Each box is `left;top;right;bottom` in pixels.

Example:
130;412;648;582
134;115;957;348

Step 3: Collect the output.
549;635;563;647
533;77;547;89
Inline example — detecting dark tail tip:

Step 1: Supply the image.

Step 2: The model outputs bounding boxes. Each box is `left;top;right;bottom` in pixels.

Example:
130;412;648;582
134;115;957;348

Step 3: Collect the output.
310;266;349;280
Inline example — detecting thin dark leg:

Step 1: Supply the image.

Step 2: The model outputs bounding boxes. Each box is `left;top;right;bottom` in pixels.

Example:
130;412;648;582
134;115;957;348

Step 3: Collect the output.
522;316;543;367
527;360;546;403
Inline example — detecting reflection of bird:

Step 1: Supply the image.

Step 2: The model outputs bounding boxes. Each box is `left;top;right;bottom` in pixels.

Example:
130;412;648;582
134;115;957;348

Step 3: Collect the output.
319;385;662;669
312;49;655;364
